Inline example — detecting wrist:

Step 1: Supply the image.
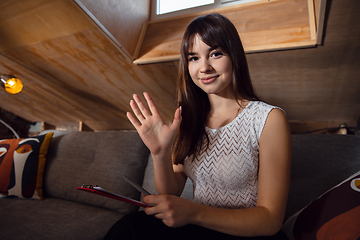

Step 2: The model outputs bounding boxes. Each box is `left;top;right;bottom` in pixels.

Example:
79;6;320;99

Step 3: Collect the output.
151;149;172;162
189;202;205;226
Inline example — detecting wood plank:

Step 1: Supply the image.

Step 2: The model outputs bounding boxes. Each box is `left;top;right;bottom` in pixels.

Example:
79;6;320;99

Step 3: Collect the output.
0;24;178;129
308;0;317;40
74;0;150;59
0;0;94;51
316;0;327;45
133;22;149;60
0;52;128;123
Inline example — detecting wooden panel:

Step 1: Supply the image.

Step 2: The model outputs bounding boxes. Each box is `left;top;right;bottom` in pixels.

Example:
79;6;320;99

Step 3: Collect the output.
134;0;317;64
0;0;94;51
74;0;150;59
246;0;360;124
0;20;178;130
247;41;360;124
0;52;130;125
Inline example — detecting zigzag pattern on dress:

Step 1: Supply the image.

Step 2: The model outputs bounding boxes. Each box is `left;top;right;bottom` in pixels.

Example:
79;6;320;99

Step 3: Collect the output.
184;101;280;209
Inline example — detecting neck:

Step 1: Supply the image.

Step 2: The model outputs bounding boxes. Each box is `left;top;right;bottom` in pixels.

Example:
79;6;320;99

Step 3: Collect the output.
206;93;250;129
208;93;240;116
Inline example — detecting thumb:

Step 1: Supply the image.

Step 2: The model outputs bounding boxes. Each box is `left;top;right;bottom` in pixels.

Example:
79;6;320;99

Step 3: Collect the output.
170;106;182;132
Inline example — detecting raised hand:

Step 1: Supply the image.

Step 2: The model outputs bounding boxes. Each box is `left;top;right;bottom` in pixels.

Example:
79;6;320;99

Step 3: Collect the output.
126;92;182;157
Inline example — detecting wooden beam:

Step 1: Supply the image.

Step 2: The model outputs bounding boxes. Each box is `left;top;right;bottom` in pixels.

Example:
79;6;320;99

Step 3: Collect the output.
308;0;317;41
41;122;56;131
316;0;327;45
79;121;93;132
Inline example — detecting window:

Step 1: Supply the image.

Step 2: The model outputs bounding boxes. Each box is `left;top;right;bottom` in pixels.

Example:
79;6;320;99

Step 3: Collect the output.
152;0;262;20
157;0;214;15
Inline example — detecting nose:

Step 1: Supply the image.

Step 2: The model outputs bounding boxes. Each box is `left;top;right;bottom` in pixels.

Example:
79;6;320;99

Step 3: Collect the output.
200;59;213;73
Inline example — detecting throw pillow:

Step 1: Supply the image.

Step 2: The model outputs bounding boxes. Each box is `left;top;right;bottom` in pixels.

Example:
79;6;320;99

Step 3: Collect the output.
282;170;360;240
0;132;53;199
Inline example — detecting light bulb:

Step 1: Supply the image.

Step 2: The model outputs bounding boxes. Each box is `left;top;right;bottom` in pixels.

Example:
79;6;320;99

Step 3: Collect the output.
1;75;23;94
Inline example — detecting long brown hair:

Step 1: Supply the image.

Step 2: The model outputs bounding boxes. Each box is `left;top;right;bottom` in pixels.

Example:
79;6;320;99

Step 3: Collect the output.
172;13;259;165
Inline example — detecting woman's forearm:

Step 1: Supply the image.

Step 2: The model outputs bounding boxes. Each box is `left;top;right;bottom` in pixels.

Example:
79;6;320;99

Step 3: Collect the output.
152;152;185;196
191;204;284;237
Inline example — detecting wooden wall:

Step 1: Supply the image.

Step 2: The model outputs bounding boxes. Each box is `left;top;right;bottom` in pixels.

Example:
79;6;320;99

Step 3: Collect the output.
0;0;358;133
135;0;317;64
247;0;360;132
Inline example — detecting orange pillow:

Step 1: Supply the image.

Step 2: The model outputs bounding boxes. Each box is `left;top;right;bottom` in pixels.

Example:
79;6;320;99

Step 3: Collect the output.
0;132;53;199
283;171;360;240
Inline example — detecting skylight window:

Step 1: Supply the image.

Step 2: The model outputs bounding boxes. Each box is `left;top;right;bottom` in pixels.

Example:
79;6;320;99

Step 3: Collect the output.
152;0;262;20
157;0;214;15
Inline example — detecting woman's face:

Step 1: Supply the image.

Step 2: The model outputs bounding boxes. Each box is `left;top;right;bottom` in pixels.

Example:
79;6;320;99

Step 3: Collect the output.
187;36;233;98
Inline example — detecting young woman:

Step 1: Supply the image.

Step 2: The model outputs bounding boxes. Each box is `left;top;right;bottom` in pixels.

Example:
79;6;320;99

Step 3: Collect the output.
104;13;291;240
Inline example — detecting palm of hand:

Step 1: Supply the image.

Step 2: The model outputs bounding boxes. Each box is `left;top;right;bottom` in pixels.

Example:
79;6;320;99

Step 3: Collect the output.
127;93;181;156
136;114;176;155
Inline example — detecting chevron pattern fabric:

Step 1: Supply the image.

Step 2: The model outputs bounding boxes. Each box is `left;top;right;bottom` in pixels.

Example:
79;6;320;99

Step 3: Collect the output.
184;101;280;209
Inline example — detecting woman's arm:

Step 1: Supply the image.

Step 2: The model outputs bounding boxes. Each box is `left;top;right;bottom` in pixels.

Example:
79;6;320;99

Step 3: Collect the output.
127;92;185;196
153;161;187;196
144;108;292;236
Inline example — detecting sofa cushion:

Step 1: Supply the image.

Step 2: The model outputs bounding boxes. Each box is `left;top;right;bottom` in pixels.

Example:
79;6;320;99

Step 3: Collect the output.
285;134;360;220
282;170;360;240
43;130;150;215
0;132;53;199
0;197;123;240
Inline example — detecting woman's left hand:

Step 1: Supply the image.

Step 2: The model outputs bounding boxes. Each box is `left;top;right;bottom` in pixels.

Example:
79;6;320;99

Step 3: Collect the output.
143;195;198;228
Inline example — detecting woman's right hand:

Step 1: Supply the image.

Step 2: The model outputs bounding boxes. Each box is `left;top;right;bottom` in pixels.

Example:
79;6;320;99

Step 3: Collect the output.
126;92;182;157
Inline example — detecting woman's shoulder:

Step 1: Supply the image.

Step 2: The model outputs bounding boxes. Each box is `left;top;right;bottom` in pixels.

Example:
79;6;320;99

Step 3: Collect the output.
243;101;286;139
245;101;284;115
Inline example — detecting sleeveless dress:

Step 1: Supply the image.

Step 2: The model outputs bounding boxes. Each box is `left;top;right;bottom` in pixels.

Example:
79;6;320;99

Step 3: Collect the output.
183;101;281;209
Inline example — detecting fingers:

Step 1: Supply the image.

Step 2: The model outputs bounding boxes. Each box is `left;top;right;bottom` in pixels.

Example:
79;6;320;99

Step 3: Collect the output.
131;94;151;121
126;94;147;129
126;112;141;129
127;93;151;126
143;195;188;228
143;194;160;206
143;195;166;215
126;92;164;126
143;92;161;117
170;106;182;132
126;98;144;130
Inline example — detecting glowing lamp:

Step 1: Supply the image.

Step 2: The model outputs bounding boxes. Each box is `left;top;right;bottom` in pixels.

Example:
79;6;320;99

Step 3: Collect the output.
1;74;23;94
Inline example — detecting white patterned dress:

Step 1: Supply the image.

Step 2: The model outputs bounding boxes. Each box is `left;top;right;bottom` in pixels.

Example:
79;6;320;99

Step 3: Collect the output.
183;101;281;209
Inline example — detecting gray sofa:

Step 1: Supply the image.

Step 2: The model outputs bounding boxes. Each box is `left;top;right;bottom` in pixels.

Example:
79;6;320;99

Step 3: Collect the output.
0;130;359;240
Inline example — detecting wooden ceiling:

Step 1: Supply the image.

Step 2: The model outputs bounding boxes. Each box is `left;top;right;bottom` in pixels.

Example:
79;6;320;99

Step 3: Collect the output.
0;0;359;132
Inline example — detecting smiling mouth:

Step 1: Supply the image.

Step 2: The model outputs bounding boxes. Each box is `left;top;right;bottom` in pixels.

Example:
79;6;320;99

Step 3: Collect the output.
200;75;219;84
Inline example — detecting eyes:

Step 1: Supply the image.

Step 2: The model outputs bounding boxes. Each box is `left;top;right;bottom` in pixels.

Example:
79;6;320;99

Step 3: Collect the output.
211;51;224;58
188;50;225;62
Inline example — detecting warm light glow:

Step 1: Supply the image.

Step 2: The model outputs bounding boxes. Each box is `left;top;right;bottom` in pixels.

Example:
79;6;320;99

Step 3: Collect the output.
1;75;23;94
5;78;23;94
